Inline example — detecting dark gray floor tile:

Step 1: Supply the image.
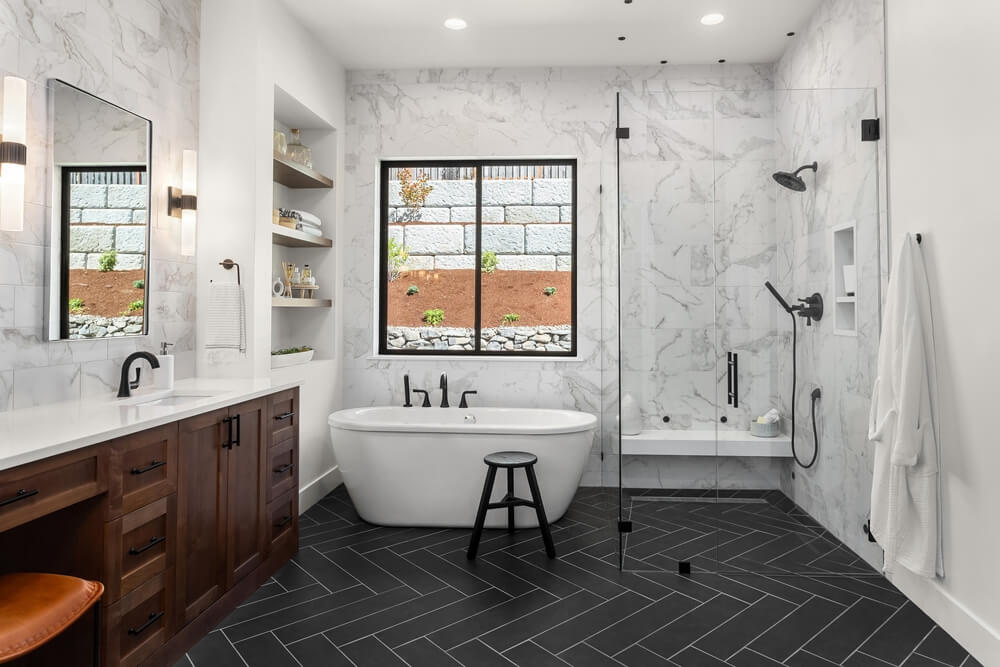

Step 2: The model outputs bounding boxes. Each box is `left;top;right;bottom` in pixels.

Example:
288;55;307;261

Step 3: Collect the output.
695;594;795;660
916;626;972;665
639;593;749;659
616;644;675;666
284;634;355;666
449;639;517;666
727;648;786;666
785;649;840;665
428;588;559;650
748;596;846;663
588;592;701;656
404;548;495;595
187;631;245;667
558;643;626;666
367;546;451;594
233;632;299;666
670;646;734;666
805;597;896;663
484;550;583;598
324;586;463;646
271;557;320;590
219;583;328;629
395;637;464;667
323;546;406;593
292;548;362;592
534;591;652;654
376;587;511;648
440;549;539;597
273;586;416;644
480;589;603;652
339;636;408;666
504;641;572;666
224;584;373;642
843;651;899;666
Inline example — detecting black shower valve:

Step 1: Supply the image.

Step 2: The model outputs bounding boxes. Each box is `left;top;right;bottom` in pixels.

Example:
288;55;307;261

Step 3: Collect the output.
796;293;824;325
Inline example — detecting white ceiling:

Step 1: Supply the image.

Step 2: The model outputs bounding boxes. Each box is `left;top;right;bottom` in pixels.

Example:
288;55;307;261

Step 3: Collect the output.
280;0;823;70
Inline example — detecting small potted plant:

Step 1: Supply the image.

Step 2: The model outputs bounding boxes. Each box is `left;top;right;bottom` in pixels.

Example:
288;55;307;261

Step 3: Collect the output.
270;345;314;369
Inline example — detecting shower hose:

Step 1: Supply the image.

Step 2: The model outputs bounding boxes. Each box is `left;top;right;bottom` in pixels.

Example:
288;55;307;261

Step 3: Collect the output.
790;313;820;468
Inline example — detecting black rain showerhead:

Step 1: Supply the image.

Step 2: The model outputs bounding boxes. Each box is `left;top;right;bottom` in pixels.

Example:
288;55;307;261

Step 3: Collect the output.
772;161;818;192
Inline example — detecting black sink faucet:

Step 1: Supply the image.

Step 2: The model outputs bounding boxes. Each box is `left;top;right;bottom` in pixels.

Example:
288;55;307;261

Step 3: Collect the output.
439;372;449;408
118;351;160;398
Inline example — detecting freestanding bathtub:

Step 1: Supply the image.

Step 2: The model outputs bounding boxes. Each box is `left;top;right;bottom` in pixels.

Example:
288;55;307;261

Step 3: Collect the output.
328;407;597;528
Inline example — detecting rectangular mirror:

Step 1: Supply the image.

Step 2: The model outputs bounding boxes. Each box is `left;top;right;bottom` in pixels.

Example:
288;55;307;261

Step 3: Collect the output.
46;79;152;340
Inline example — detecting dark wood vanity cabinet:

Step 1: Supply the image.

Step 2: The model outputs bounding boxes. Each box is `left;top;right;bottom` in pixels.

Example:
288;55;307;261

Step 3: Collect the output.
0;387;300;667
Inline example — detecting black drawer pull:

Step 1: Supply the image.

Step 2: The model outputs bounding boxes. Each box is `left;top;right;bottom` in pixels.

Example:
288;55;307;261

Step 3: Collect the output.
273;463;293;474
128;536;166;556
274;411;295;421
274;515;292;529
130;460;166;475
0;488;39;508
127;611;164;636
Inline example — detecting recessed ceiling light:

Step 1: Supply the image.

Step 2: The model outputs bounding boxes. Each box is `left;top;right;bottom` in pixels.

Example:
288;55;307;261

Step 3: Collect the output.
618;35;626;41
786;31;796;37
660;59;668;64
701;13;725;26
444;17;467;30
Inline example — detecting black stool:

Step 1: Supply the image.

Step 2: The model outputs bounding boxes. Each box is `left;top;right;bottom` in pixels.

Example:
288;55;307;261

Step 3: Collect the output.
467;451;556;560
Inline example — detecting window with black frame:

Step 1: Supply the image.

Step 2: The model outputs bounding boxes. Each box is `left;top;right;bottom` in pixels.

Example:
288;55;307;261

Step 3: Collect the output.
379;159;577;356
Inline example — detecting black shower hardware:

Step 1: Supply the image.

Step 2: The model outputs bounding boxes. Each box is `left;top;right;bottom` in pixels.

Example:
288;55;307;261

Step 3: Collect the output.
403;374;412;407
772;162;818;192
439;372;449;408
726;352;739;408
412;389;431;408
763;281;821;468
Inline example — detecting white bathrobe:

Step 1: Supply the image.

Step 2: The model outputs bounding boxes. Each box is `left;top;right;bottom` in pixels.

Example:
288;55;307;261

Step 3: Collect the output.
868;233;943;578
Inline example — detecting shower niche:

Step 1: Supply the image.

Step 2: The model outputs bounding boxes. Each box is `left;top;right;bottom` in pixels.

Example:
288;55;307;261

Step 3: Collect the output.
833;222;858;336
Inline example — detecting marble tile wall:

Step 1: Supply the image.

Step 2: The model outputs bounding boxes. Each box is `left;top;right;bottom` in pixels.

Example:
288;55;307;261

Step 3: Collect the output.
343;64;773;486
0;0;199;410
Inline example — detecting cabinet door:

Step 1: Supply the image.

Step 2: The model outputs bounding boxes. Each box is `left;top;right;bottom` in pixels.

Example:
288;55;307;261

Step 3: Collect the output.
225;398;268;588
175;408;228;628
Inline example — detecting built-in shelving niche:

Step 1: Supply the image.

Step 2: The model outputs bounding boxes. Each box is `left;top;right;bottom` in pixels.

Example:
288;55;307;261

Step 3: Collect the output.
270;84;337;367
832;222;857;336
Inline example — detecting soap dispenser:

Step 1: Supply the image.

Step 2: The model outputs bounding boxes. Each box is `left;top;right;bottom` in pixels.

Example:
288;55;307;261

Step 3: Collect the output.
154;342;174;390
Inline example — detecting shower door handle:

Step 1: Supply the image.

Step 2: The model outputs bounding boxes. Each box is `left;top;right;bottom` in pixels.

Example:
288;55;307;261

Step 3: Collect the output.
727;352;739;408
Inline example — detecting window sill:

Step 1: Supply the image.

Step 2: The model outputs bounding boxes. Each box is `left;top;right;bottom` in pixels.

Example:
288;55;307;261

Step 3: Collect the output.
367;354;584;363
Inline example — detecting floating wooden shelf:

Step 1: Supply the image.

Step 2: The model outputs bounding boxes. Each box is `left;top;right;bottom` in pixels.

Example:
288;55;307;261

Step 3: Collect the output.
272;297;332;309
273;152;334;189
272;225;333;248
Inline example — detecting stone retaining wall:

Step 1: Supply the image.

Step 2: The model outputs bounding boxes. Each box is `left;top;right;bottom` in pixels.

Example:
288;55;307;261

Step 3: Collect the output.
388;178;572;272
68;184;148;270
68;314;144;338
387;325;573;352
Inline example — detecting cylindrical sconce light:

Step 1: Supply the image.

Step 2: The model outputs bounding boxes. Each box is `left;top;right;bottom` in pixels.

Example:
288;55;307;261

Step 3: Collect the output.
168;149;197;256
0;76;27;232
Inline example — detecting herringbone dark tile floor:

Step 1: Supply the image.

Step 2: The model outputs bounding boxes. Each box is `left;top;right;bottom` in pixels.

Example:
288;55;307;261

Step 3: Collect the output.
178;486;981;667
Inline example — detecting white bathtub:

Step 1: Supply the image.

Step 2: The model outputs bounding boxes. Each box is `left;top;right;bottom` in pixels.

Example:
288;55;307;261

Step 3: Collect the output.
328;407;597;528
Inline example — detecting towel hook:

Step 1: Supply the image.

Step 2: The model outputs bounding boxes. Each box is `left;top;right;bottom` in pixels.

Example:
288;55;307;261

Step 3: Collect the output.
219;258;241;285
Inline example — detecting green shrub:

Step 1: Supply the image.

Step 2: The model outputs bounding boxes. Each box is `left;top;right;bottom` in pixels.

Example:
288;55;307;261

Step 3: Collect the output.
481;250;498;274
126;299;144;313
422;308;445;326
543;286;557;296
387;238;409;282
272;346;312;355
68;298;85;314
133;279;144;289
502;313;520;325
406;284;419;296
97;250;117;272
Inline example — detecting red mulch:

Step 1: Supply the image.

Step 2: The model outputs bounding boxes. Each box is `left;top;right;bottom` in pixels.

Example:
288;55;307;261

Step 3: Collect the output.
68;269;146;317
387;269;571;328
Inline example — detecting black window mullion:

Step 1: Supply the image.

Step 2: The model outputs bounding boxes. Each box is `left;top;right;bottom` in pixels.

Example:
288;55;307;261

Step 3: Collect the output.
474;166;483;352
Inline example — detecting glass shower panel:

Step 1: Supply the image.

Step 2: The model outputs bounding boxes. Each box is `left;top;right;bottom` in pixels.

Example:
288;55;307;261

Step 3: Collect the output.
615;90;723;572
715;87;882;575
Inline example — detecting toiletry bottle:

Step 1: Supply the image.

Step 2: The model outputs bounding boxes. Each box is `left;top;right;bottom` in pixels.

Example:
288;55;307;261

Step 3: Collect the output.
154;342;175;390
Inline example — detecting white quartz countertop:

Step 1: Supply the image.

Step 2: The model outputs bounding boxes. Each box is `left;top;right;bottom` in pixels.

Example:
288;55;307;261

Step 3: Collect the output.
0;377;300;472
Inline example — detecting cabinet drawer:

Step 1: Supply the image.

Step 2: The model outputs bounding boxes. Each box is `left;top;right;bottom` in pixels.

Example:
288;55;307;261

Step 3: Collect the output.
105;568;173;667
267;490;297;553
104;495;175;604
0;445;107;533
267;438;297;502
108;423;178;519
270;388;298;444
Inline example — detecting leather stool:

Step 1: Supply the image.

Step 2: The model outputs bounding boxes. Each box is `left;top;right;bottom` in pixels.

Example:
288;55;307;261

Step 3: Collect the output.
0;573;104;664
467;451;556;560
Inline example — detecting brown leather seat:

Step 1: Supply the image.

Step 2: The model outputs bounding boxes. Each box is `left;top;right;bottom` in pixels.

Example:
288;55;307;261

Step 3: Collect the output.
0;573;104;664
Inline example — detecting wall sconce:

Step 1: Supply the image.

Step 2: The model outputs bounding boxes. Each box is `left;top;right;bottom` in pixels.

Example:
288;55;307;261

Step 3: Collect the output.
168;149;197;256
0;76;27;232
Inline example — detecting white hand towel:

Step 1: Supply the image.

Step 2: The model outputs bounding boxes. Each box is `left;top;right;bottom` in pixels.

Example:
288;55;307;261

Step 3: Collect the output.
205;283;246;353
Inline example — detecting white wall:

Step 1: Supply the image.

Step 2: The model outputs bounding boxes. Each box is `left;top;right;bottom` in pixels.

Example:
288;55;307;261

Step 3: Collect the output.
199;0;345;509
885;1;1000;662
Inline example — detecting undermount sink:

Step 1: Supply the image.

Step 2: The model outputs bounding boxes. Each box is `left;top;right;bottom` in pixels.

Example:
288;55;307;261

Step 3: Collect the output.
127;392;215;407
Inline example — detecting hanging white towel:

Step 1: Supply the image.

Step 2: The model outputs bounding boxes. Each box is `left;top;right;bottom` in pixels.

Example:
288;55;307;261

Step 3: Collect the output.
205;282;246;354
868;233;942;578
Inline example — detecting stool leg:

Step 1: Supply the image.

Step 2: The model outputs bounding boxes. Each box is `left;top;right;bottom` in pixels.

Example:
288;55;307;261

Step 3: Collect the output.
507;467;515;534
525;464;556;558
467;465;497;560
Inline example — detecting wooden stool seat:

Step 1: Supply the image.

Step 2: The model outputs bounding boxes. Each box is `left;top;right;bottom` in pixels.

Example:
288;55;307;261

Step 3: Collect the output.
0;573;104;664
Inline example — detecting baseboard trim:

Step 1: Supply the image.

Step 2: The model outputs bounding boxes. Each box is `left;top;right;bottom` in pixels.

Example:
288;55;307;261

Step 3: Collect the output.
887;568;1000;664
299;465;343;512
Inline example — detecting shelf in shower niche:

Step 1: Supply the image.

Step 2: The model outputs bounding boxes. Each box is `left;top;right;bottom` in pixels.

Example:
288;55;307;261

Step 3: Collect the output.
621;430;792;458
836;296;857;303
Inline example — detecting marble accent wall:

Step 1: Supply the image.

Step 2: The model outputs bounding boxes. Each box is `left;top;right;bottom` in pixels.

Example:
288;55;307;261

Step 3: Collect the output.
0;0;200;410
774;0;886;568
343;64;772;486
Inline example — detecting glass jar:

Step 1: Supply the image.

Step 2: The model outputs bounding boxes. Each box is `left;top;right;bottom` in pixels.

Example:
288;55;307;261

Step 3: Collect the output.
287;129;312;168
273;130;287;155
